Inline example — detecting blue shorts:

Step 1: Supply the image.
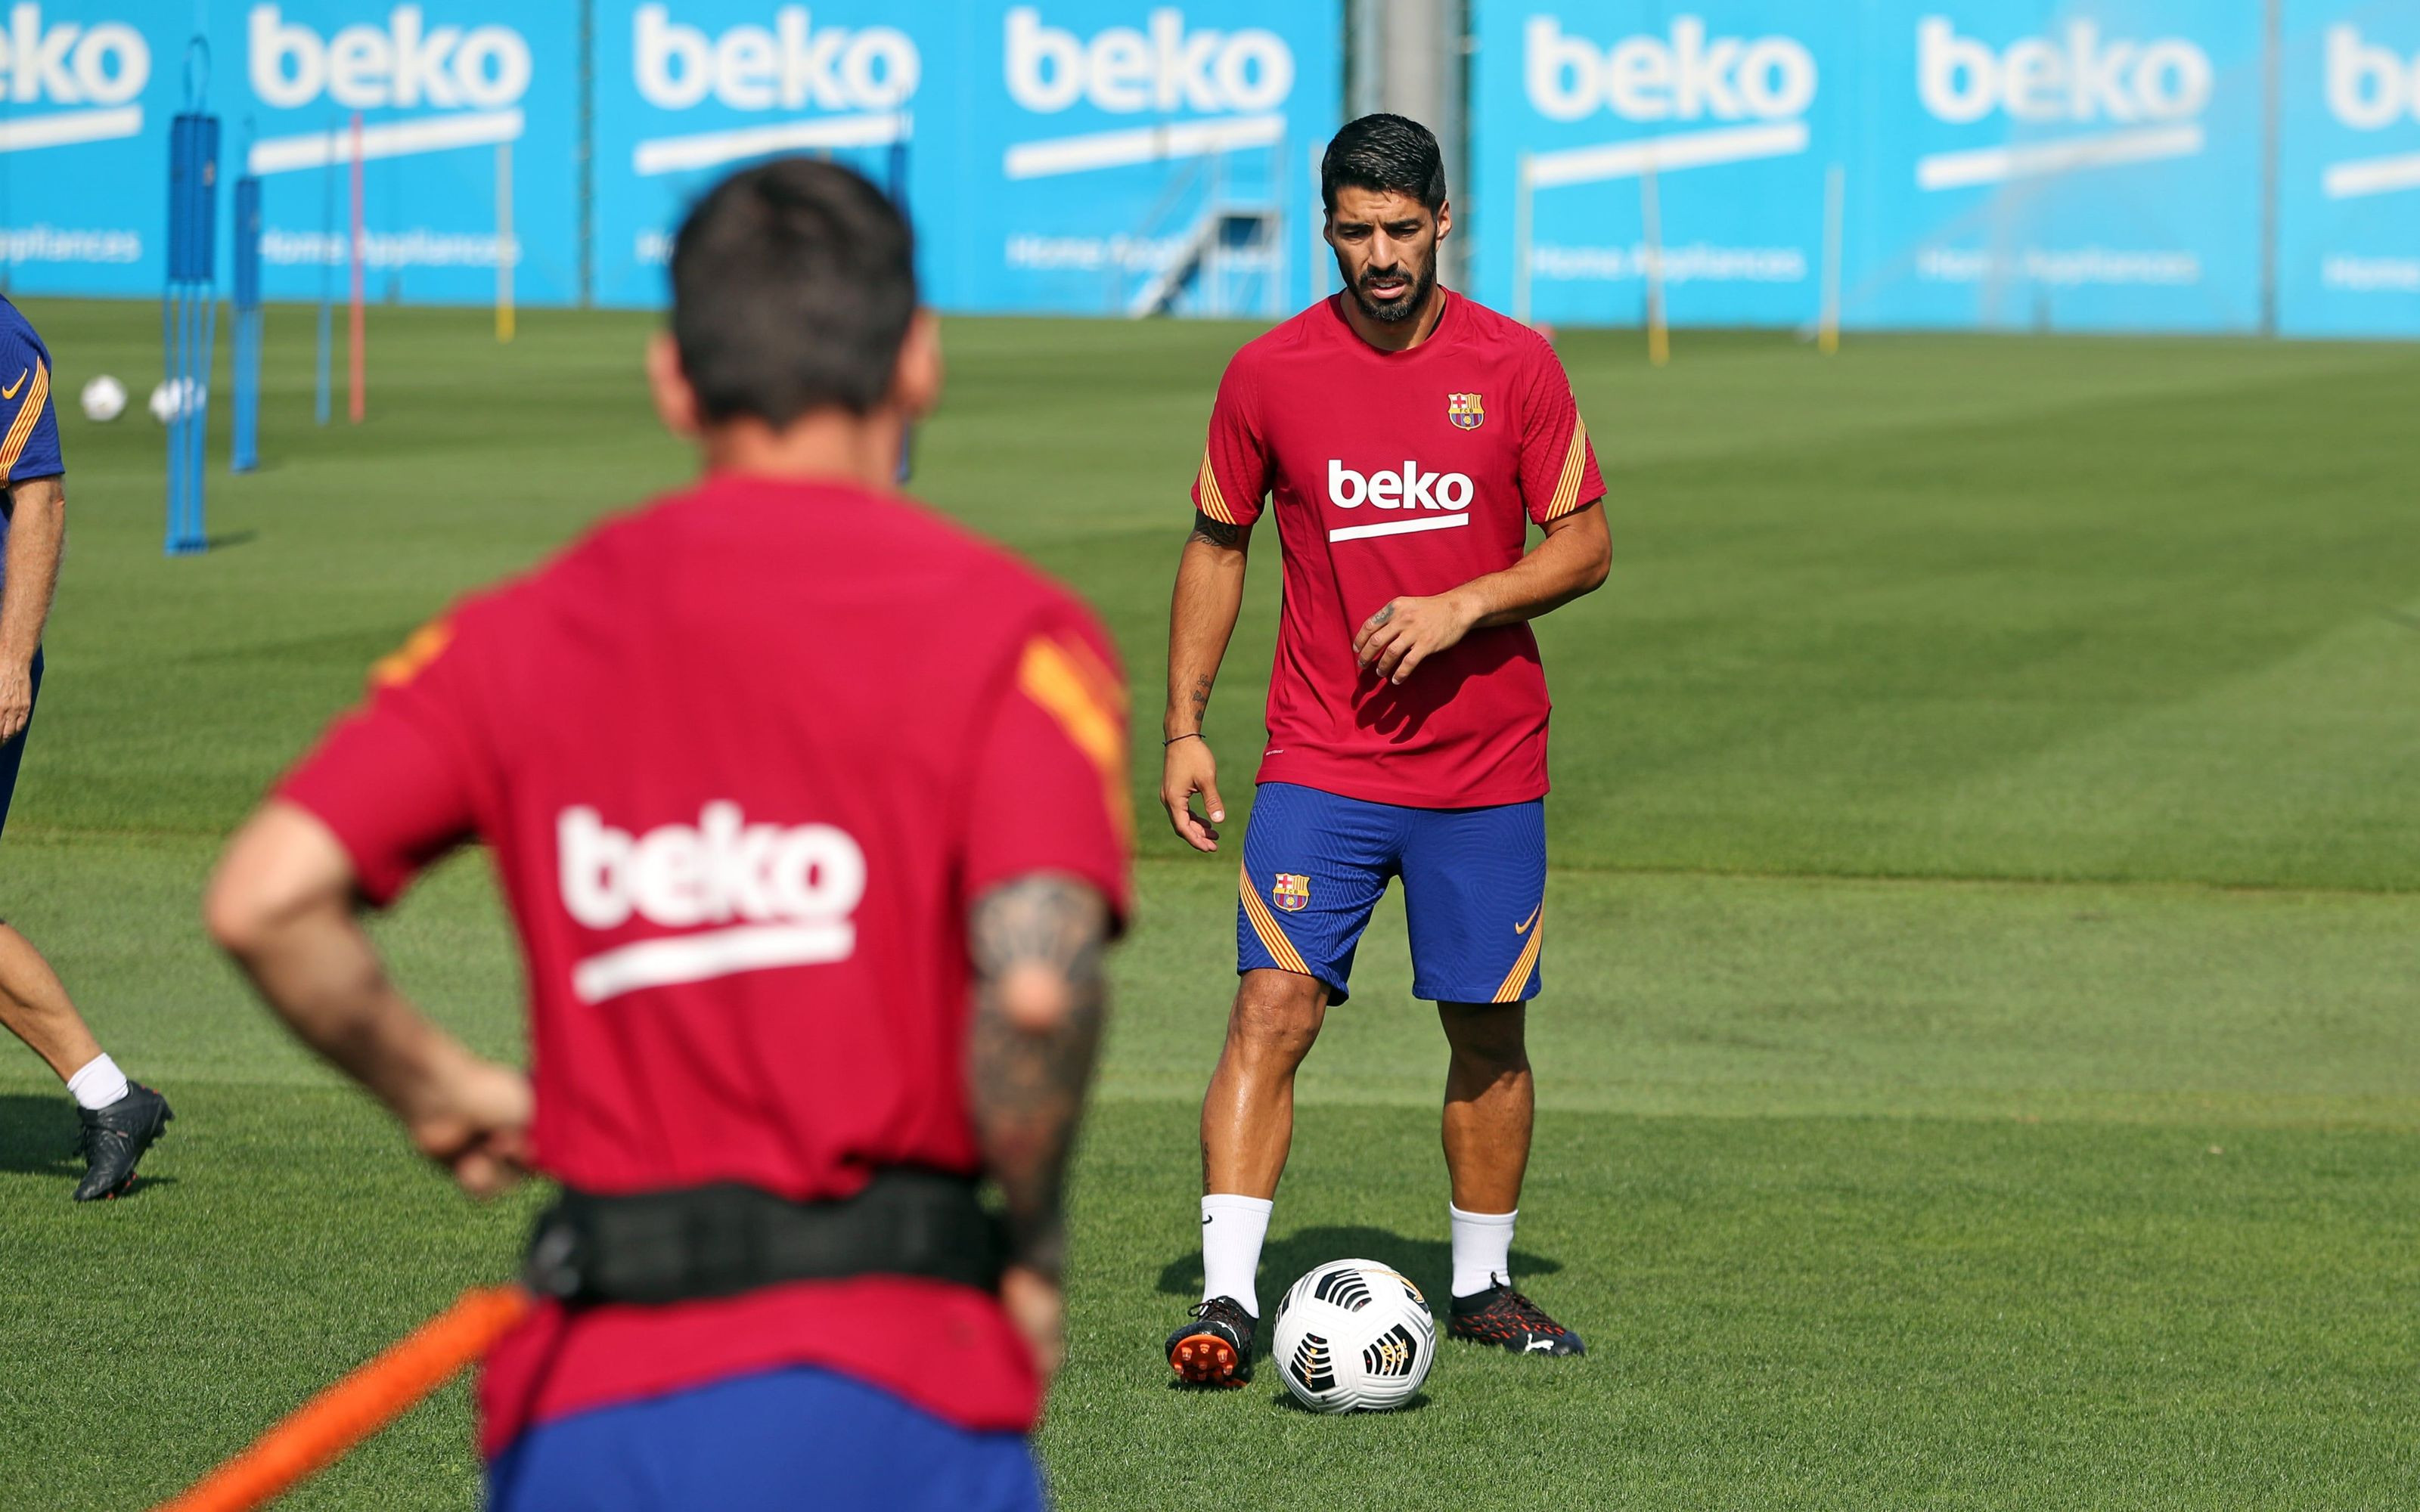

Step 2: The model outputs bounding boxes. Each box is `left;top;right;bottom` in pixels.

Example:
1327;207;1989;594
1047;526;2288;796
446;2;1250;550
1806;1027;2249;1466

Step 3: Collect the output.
485;1365;1043;1512
0;649;41;842
1237;782;1546;1006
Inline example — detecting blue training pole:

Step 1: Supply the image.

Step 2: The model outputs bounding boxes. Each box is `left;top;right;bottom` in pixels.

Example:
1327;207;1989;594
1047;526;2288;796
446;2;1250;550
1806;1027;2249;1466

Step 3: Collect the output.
231;169;260;472
165;105;219;555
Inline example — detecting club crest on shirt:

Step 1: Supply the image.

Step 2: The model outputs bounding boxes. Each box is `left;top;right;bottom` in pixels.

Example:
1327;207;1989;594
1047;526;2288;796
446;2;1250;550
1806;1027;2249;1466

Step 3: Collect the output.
1447;392;1485;431
1272;873;1311;912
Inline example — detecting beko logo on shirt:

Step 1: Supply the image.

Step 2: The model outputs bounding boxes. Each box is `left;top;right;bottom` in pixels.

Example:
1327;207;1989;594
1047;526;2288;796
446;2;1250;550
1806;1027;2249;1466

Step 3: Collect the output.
557;802;866;1004
1324;460;1476;545
1327;458;1473;512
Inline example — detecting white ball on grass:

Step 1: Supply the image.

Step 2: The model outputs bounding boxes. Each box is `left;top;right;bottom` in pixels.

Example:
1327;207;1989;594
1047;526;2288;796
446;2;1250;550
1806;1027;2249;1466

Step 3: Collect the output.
79;374;126;423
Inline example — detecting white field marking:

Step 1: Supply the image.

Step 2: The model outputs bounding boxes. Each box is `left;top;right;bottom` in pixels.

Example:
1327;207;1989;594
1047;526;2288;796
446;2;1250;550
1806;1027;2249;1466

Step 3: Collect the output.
634;112;909;176
571;922;855;1004
1004;113;1284;179
2323;150;2420;200
0;107;143;154
250;111;524;176
1527;120;1810;189
1328;514;1472;544
1915;124;2202;191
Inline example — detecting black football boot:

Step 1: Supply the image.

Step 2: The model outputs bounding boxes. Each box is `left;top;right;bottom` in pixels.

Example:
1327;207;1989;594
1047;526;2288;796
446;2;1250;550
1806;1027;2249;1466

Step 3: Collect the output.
1165;1296;1256;1387
72;1082;172;1201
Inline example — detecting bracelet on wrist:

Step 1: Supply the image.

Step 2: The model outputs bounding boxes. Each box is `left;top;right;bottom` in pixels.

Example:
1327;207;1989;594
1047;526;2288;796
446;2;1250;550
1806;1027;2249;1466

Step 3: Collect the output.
1163;732;1204;748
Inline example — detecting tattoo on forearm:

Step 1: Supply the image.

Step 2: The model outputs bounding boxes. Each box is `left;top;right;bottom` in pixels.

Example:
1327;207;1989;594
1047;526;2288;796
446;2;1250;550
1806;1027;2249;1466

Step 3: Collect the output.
1187;511;1243;549
967;873;1110;1279
1187;674;1212;720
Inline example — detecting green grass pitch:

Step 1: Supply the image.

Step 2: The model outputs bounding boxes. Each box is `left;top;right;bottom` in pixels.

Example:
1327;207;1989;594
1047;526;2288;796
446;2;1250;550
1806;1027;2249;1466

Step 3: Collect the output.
1;300;2415;1508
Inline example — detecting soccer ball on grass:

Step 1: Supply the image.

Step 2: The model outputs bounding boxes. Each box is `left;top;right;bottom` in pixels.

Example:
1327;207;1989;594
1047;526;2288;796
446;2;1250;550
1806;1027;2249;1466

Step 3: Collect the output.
1270;1258;1435;1413
79;374;126;423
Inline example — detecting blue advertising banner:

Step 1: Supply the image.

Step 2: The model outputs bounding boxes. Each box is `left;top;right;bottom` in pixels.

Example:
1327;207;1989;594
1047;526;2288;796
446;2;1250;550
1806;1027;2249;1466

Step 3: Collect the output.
2279;1;2420;336
592;2;926;308
1469;2;1853;328
1849;0;2265;333
932;1;1341;317
0;4;181;299
230;1;579;307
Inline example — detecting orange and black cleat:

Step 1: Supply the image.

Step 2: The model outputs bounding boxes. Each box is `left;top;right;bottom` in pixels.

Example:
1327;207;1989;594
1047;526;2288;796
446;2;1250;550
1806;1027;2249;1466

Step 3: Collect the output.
1165;1297;1255;1387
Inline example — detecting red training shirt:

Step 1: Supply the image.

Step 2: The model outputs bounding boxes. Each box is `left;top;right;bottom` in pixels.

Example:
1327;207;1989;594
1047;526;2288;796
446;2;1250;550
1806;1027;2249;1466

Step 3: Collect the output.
1192;290;1605;808
278;473;1131;1458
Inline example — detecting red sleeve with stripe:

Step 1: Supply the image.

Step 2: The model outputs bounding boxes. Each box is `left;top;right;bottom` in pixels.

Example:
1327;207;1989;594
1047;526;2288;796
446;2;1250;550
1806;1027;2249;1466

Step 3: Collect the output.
1190;355;1270;528
1517;339;1606;525
276;615;489;908
963;605;1134;928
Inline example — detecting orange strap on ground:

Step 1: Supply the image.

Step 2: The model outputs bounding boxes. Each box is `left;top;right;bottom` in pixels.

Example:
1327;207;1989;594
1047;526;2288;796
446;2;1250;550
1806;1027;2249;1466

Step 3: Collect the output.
154;1285;531;1512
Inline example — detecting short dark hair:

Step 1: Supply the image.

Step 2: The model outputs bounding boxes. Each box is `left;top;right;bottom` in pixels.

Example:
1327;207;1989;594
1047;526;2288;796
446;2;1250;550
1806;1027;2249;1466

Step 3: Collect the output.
1320;113;1447;217
669;157;916;426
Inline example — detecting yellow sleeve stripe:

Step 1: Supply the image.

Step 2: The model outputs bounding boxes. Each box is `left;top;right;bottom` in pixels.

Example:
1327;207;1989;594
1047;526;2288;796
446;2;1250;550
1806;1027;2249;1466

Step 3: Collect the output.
0;359;49;482
1195;449;1235;525
370;620;454;689
1239;865;1313;978
1017;635;1134;849
1493;916;1544;1003
1544;417;1592;522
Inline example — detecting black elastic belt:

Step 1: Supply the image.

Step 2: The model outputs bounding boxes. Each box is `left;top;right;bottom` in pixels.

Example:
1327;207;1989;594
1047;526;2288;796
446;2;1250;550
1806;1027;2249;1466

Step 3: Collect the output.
523;1168;1003;1306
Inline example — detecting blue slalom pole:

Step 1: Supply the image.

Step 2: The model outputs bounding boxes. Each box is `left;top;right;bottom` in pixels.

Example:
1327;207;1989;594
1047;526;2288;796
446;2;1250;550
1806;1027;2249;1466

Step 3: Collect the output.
165;72;219;557
231;162;261;473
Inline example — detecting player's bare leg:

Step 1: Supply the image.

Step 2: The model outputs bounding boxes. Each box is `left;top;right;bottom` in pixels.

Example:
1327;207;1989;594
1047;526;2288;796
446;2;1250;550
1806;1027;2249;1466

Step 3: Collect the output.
0;922;172;1199
1168;968;1329;1386
1438;1000;1531;1213
0;923;101;1077
1437;1001;1581;1356
1201;968;1329;1198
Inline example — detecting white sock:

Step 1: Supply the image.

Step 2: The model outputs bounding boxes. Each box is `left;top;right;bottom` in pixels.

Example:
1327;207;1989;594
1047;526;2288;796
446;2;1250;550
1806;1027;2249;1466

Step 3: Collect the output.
67;1053;129;1111
1450;1204;1517;1299
1200;1194;1274;1318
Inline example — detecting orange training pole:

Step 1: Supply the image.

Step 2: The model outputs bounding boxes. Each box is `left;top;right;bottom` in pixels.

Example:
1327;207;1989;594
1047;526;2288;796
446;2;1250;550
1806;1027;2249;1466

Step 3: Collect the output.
154;1287;530;1512
347;110;365;425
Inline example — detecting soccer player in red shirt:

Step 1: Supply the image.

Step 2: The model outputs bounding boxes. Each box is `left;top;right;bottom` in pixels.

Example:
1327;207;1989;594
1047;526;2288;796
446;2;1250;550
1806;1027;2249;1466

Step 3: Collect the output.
1159;115;1610;1383
206;160;1128;1510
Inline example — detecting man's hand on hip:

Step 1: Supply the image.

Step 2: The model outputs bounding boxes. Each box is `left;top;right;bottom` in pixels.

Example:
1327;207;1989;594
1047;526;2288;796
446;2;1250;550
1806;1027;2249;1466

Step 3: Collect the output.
1160;736;1225;852
1354;591;1482;685
398;1045;533;1198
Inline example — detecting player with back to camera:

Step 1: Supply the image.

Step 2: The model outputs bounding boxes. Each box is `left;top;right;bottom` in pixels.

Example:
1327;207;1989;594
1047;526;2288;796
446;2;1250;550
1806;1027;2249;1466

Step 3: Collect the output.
1159;115;1610;1383
206;159;1131;1510
0;296;172;1201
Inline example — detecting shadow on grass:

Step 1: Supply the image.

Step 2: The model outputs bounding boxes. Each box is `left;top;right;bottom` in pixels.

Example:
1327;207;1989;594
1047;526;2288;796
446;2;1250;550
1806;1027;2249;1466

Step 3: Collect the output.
1156;1224;1565;1359
0;1093;181;1199
0;1091;76;1176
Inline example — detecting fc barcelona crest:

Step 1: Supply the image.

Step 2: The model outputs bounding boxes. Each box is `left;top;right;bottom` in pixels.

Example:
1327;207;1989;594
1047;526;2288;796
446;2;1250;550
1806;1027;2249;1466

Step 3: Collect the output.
1273;873;1311;912
1447;392;1485;431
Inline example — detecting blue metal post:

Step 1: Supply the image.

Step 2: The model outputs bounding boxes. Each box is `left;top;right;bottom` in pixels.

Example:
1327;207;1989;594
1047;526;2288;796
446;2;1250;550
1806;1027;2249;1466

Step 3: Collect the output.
165;102;219;556
231;168;261;473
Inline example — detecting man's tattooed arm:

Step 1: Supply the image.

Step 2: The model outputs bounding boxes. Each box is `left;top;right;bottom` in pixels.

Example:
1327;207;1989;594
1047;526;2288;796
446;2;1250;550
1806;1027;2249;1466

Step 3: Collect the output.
967;872;1112;1281
1187;510;1245;550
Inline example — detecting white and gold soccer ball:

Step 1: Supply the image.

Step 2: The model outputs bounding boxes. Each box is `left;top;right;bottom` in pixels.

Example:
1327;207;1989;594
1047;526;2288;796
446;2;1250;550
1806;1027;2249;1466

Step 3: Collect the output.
1270;1258;1435;1413
79;374;126;423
